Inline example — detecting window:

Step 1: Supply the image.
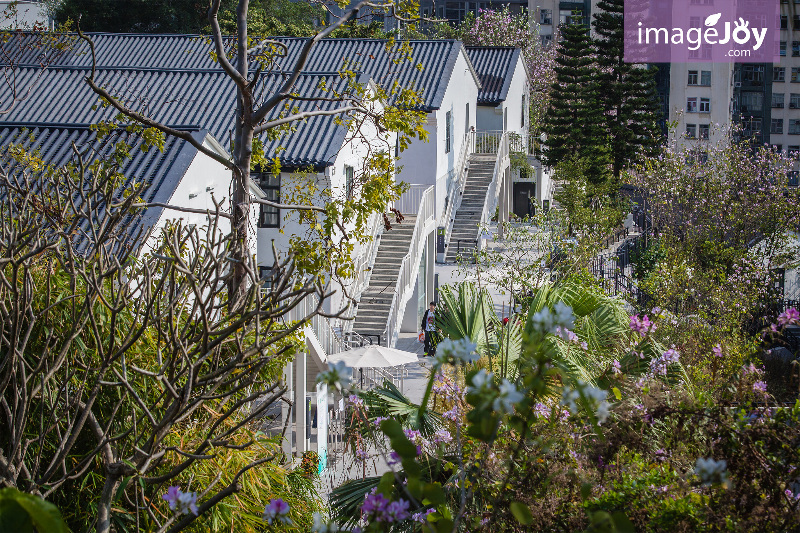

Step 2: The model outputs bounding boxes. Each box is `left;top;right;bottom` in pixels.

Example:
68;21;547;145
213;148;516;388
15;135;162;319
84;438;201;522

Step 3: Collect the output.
699;124;710;139
521;94;526;128
700;70;712;86
258;266;276;291
445;110;452;153
793;67;800;82
790;93;800;108
743;118;762;136
504;107;508;130
543;199;550;213
688;70;699;85
742;65;764;83
257;173;280;228
344;165;354;198
773;144;783;153
772;118;784;134
781;15;788;29
540;9;552;25
686;97;698;112
689;16;702;28
689;0;713;4
789;119;800;134
793;41;800;56
789;171;800;186
773;92;785;108
740;91;764;112
790;145;800;156
559;9;582;26
685;124;697;138
540;34;553;46
700;98;710;112
781;41;787;56
794;15;800;29
775;67;786;81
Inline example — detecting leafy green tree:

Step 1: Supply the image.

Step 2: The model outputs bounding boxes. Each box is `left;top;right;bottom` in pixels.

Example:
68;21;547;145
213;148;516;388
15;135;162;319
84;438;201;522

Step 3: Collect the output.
592;0;662;178
55;0;213;33
541;20;610;188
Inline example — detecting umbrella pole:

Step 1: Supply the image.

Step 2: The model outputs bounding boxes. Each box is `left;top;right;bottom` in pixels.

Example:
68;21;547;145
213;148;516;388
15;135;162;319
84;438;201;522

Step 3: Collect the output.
360;368;363;389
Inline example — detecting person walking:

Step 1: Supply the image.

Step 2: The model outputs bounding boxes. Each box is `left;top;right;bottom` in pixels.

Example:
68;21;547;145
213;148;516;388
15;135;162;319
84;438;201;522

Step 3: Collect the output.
421;301;437;357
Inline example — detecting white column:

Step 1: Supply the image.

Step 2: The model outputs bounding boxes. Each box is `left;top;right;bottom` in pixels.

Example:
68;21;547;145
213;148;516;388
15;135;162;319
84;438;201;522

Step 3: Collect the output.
295;351;307;457
282;361;293;457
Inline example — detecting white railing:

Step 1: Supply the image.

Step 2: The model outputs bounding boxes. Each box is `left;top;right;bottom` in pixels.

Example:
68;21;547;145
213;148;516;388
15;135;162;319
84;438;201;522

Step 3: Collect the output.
335;210;384;334
382;185;435;347
440;130;475;236
395;184;431;214
477;132;510;251
286;291;347;357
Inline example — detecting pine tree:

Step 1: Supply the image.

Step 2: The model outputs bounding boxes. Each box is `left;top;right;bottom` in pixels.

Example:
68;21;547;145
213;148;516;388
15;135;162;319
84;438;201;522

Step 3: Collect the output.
541;20;611;188
593;0;663;178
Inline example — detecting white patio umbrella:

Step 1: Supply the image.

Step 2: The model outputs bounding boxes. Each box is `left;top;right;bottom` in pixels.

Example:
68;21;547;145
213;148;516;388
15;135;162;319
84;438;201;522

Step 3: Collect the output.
327;344;419;368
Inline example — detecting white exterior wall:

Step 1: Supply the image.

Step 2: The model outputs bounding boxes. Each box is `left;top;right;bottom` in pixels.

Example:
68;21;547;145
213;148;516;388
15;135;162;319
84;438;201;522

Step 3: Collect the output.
668;63;734;149
147;138;237;254
504;57;530;138
0;1;50;29
396;48;479;221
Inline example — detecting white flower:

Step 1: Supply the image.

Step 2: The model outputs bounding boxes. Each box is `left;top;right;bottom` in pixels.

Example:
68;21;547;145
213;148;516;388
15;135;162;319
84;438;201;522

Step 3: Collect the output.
316;361;352;393
583;384;608;403
468;369;493;394
561;386;580;414
436;337;480;364
493;379;524;414
595;401;610;424
694;457;729;486
531;302;574;334
311;512;340;532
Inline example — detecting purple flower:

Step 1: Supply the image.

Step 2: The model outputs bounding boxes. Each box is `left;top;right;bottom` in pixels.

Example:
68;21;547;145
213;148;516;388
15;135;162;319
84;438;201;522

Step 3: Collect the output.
387;451;401;466
361;492;390;516
162;486;198;516
753;380;768;396
712;344;723;358
611;360;621;375
263;498;291;525
349;394;364;408
778;307;800;326
356;448;369;462
630;315;656;337
432;429;452;445
412;508;436;523
386;499;411;522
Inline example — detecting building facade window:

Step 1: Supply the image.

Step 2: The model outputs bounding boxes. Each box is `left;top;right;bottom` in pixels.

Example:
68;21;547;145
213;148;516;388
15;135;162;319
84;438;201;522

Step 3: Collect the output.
774;92;785;108
793;41;800;56
687;97;698;112
789;119;800;134
790;171;800;187
793;67;800;82
540;9;552;24
344;165;354;198
781;41;787;56
685;123;697;138
699;97;711;112
700;70;712;86
688;70;699;85
257;173;280;228
742;65;764;83
790;93;800;108
782;15;789;29
743;118;762;136
699;124;710;139
789;145;800;156
775;67;786;82
772;118;784;134
740;91;764;112
445;110;452;153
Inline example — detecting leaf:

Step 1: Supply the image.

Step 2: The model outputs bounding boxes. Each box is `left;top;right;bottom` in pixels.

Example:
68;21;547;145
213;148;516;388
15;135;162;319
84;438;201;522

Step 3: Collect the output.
510;501;533;525
612;387;622;401
0;488;69;533
612;512;635;533
705;13;722;26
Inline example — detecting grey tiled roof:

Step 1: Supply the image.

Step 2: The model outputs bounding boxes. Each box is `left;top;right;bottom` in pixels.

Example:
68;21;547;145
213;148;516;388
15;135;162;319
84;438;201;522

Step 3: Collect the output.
0;123;201;252
0;68;357;169
5;33;466;111
466;46;522;105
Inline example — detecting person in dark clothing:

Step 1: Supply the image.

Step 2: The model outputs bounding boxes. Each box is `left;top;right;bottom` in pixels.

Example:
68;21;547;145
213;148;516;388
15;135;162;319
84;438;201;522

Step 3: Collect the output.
421;301;438;357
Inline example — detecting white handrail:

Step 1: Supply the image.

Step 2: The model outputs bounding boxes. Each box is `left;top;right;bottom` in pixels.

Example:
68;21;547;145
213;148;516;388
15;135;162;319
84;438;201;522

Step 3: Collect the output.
478;132;510;250
382;185;435;347
286;292;347;357
440;130;475;234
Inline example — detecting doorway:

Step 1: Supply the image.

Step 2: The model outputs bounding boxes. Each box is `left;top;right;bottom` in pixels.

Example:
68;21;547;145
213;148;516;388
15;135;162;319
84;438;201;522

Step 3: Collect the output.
513;182;536;219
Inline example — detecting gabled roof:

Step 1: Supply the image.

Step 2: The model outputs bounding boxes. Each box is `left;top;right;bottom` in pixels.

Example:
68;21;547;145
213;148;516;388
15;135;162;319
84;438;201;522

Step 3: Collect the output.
466;46;524;106
0;68;359;169
0;123;201;252
4;33;472;112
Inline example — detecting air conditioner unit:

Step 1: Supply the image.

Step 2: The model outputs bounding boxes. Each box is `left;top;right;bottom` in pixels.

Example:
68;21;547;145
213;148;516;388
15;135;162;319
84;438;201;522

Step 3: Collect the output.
734;81;742;87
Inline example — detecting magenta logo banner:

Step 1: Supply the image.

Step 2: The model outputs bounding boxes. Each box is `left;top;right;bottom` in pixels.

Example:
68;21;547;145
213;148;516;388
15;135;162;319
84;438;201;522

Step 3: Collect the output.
624;0;780;63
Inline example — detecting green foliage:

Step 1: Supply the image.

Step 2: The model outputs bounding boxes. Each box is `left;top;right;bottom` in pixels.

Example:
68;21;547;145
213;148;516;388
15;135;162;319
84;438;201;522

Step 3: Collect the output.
0;488;69;533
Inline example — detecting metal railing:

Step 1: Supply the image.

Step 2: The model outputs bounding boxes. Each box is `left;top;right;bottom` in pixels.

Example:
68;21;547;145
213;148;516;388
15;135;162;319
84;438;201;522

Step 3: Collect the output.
395;184;431;214
286;292;347;357
382;185;435;347
440;130;475;235
477;131;510;251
